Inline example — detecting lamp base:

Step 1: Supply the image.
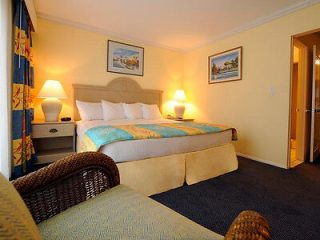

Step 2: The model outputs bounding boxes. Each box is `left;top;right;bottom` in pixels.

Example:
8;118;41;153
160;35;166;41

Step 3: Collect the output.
174;104;185;119
41;98;62;122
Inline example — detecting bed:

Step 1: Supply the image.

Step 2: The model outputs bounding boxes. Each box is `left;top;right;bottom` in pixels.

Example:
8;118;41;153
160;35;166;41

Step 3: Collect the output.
73;78;238;196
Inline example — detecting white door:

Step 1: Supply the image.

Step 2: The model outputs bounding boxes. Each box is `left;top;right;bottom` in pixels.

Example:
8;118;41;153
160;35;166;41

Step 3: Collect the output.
310;44;320;162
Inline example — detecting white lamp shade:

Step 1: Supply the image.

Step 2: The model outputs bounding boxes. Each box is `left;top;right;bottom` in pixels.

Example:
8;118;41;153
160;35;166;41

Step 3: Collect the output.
38;80;67;99
174;89;187;102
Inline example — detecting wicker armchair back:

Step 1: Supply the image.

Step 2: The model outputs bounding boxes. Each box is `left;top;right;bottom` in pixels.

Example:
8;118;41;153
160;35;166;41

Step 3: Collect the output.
225;210;271;240
12;152;120;224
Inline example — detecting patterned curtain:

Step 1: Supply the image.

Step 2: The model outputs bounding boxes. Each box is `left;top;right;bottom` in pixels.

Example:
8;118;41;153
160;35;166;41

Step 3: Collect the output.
12;0;36;178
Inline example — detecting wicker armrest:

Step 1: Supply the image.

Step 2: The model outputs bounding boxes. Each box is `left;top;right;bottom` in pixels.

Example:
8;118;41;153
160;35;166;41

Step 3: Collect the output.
225;210;271;240
12;152;120;224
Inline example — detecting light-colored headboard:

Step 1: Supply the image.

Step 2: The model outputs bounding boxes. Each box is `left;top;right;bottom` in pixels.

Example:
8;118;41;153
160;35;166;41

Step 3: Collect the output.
73;77;163;121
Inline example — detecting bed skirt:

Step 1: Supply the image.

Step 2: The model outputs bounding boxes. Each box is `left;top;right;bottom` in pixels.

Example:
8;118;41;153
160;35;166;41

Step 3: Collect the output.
117;143;238;196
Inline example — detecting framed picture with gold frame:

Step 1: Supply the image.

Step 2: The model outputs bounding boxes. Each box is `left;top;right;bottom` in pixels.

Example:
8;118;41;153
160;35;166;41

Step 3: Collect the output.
107;40;144;76
208;46;242;84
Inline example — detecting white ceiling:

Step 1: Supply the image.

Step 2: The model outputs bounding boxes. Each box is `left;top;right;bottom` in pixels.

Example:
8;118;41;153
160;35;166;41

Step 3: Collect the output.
34;0;320;51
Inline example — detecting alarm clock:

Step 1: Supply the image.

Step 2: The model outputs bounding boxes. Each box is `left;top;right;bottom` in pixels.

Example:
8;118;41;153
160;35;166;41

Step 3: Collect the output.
61;117;71;122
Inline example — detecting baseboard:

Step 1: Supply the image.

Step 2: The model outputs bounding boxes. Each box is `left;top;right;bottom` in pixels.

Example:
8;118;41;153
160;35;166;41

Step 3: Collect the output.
236;152;288;169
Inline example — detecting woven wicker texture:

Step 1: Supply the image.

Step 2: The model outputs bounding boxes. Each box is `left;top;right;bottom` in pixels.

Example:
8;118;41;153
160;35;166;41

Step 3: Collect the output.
12;152;120;224
225;210;271;240
0;173;42;240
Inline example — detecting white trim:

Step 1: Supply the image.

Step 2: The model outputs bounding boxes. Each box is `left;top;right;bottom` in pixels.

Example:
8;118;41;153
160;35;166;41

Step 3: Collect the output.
189;0;320;51
38;0;320;52
37;13;183;53
237;152;288;169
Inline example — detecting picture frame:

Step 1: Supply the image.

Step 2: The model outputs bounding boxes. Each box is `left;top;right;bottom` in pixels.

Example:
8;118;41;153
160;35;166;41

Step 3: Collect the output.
208;46;242;84
107;40;144;76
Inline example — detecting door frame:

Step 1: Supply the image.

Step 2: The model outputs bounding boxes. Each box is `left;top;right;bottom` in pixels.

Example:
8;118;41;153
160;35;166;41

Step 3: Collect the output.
287;37;308;168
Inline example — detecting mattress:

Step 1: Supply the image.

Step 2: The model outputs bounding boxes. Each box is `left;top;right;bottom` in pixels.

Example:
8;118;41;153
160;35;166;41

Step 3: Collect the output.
76;119;232;163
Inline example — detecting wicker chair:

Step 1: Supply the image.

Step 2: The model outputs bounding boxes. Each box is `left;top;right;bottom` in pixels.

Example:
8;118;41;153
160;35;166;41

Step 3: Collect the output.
225;210;271;240
1;152;271;239
12;152;120;224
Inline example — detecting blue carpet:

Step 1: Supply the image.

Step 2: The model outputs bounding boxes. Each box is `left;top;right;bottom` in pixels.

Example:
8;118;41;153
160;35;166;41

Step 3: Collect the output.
151;157;320;240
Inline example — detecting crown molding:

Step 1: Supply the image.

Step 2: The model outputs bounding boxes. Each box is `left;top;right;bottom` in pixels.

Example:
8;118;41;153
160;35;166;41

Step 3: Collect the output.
37;0;320;53
37;12;184;53
187;0;320;52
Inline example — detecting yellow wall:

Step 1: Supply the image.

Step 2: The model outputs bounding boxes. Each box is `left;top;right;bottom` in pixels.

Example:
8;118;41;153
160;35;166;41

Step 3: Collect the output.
32;19;183;121
183;4;320;168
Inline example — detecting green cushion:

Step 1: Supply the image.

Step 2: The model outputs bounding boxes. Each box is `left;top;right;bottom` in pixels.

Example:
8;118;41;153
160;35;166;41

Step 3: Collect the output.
38;185;223;240
0;173;42;239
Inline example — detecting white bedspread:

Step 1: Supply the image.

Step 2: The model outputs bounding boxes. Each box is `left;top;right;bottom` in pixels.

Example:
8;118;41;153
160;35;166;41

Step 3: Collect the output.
76;119;232;163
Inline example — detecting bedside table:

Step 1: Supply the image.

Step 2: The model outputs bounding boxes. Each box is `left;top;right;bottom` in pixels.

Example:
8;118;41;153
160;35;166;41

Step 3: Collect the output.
32;121;76;164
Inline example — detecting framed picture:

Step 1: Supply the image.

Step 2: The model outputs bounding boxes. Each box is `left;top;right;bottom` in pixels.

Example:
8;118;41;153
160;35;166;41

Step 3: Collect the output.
107;40;144;76
208;46;242;84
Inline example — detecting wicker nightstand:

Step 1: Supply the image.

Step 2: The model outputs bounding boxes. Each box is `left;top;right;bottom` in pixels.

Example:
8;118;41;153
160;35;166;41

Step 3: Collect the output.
32;121;76;164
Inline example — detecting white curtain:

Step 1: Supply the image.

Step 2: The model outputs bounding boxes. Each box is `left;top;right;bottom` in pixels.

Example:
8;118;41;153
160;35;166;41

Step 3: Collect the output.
0;0;12;179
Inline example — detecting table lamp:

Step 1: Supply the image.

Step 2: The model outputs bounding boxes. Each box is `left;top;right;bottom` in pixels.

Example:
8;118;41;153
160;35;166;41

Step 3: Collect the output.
38;80;67;122
174;89;187;119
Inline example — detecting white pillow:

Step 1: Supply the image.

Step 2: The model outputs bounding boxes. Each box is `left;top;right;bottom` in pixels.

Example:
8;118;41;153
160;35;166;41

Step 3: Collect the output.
142;104;162;119
123;103;143;120
101;100;126;121
76;100;103;121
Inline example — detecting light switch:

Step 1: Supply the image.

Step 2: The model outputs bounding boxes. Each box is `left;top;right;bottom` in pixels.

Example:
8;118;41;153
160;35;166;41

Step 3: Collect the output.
269;86;276;96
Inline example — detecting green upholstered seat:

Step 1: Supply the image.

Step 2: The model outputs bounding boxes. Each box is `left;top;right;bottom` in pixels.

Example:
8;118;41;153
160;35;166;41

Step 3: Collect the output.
38;184;223;240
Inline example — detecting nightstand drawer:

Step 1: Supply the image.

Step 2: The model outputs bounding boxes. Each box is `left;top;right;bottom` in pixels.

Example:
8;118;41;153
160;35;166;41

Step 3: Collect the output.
32;123;74;138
